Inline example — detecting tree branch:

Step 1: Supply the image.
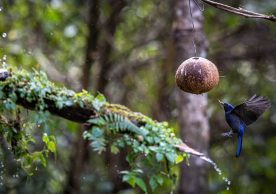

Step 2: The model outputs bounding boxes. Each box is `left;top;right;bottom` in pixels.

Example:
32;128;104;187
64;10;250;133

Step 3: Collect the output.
0;69;204;157
201;0;276;22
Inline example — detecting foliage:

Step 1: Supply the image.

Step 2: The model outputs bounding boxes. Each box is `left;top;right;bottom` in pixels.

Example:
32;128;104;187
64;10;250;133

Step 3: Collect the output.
0;69;187;193
0;0;276;193
0;110;56;176
84;110;184;192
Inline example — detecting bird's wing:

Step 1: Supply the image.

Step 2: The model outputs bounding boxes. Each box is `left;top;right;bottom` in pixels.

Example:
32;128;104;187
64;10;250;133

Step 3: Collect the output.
231;95;271;125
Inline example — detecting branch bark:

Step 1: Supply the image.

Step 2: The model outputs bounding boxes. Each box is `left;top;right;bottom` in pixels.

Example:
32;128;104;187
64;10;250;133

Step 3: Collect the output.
0;69;205;158
201;0;276;22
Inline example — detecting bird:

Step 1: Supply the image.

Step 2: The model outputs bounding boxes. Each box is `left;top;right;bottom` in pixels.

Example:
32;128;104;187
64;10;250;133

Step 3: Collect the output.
219;94;271;157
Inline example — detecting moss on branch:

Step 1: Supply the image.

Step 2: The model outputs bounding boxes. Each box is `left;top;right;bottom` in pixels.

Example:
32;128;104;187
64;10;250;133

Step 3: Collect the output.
0;68;203;193
0;69;149;125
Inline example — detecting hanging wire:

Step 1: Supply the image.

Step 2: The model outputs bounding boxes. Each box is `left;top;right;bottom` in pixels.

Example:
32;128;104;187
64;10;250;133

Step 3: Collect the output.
188;0;205;56
193;0;204;11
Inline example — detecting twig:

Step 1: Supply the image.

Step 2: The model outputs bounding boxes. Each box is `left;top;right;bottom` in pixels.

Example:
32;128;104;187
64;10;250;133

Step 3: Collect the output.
175;143;204;156
200;0;276;22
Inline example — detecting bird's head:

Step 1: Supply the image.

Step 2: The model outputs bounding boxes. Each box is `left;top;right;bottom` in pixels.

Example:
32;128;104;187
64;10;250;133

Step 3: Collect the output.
218;100;234;112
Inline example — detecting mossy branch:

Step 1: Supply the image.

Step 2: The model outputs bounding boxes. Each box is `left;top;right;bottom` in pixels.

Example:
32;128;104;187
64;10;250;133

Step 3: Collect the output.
0;69;202;155
0;68;204;192
0;69;148;125
0;69;203;154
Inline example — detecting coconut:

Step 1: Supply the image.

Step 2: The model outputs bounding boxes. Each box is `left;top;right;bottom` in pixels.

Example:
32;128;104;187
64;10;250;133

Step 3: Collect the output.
175;57;219;94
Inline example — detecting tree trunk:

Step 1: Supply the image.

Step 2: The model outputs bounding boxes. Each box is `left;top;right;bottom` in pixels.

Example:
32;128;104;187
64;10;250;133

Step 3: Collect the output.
172;0;210;194
94;1;131;193
63;1;99;194
152;39;176;121
96;0;126;93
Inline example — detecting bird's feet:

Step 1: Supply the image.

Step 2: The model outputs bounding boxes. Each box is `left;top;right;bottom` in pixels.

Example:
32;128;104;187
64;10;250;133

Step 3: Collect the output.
221;130;234;137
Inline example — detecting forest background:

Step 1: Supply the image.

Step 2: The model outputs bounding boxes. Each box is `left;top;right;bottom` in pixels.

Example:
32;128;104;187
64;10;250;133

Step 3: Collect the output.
0;0;276;194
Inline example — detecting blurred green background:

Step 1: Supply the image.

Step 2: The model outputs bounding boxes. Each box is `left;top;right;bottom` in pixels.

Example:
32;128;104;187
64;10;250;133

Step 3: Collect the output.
0;0;276;194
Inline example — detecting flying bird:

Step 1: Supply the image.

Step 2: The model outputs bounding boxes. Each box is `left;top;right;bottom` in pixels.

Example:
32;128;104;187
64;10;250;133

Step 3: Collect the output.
219;95;271;157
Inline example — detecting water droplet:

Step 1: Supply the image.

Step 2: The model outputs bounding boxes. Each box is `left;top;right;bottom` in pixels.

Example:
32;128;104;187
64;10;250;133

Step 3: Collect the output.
200;155;231;190
2;33;7;38
64;25;77;37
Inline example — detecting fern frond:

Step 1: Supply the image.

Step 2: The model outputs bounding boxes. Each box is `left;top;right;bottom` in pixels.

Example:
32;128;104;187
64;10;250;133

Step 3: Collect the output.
102;113;148;137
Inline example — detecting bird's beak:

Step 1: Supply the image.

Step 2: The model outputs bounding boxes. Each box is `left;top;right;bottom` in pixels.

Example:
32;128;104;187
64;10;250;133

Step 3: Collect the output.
218;99;224;107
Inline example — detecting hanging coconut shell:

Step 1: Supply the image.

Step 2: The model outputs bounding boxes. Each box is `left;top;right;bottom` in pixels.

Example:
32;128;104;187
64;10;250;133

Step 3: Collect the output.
175;57;219;94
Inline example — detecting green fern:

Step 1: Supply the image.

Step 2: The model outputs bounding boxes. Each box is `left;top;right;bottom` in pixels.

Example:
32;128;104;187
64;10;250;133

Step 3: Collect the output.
88;113;148;137
83;126;106;153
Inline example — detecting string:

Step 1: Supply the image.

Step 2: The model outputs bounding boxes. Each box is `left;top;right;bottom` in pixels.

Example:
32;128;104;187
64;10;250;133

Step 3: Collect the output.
188;0;205;57
193;0;204;12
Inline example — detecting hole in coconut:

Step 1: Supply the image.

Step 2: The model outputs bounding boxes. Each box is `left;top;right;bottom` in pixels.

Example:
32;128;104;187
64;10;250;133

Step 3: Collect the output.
192;57;199;60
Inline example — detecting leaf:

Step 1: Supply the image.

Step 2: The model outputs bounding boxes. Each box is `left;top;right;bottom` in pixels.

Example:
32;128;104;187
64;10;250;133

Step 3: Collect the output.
92;93;106;111
40;154;47;167
146;136;154;144
64;100;73;106
42;133;49;144
175;154;184;164
133;169;143;174
155;153;164;162
82;131;91;139
47;141;56;153
165;152;176;163
90;138;106;153
87;117;106;125
122;175;136;187
91;127;103;138
135;177;147;193
155;175;164;185
120;170;129;174
150;176;158;191
111;145;119;154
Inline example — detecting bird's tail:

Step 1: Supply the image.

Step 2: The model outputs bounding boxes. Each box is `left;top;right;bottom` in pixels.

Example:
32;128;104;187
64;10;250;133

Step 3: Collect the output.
236;133;243;158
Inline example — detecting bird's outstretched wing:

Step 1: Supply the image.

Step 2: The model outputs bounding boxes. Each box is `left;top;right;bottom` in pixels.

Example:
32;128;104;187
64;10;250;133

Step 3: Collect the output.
232;95;271;125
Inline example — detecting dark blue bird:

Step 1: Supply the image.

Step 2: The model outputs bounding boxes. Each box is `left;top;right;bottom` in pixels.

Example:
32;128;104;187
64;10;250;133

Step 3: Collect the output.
219;95;271;157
